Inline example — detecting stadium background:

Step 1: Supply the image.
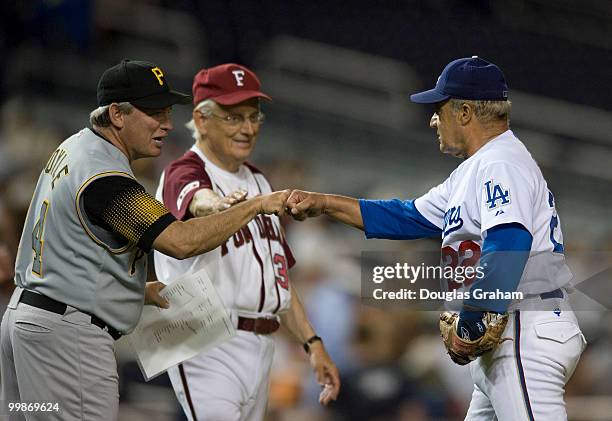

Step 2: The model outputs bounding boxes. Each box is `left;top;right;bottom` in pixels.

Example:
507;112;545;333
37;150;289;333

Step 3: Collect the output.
0;1;611;420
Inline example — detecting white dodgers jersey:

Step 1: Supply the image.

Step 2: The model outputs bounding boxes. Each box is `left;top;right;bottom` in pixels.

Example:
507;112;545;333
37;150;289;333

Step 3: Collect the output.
154;145;294;315
414;130;571;294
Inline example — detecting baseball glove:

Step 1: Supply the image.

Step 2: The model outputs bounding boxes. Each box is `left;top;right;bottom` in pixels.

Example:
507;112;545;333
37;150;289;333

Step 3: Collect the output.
439;312;510;365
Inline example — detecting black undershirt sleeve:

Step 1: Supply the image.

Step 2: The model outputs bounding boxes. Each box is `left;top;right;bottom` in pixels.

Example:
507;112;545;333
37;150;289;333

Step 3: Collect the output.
82;175;176;252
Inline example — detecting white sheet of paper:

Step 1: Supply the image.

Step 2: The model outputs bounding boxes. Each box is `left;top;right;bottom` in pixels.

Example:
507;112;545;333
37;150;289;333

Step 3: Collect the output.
125;268;235;381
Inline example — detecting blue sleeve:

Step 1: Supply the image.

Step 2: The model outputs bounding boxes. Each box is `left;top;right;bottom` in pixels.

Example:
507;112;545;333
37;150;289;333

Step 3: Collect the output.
461;223;533;315
359;199;442;240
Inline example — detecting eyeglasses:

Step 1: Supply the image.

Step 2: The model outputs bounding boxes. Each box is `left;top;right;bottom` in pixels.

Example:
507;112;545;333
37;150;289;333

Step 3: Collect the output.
208;111;266;127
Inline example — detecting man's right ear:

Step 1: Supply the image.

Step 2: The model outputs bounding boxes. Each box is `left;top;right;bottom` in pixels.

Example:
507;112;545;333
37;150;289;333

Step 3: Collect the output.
108;103;126;129
193;109;208;135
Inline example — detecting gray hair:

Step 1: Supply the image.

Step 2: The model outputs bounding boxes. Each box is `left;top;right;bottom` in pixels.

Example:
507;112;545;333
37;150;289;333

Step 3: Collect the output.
89;102;134;127
449;99;511;125
185;99;216;141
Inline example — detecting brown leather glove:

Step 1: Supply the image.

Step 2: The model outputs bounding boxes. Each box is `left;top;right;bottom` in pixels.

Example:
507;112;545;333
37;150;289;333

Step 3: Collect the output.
439;311;510;365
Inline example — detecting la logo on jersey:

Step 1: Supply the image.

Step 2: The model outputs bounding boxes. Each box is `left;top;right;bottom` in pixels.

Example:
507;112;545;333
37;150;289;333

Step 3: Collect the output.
232;70;245;86
484;180;511;210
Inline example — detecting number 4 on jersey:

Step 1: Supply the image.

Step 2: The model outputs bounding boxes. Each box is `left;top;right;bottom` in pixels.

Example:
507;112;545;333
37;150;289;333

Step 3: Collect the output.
31;200;50;276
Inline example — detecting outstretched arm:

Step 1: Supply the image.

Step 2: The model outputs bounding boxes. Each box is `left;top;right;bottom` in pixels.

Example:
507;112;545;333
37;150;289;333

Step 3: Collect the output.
82;175;290;260
280;288;341;405
286;190;363;229
286;190;442;240
154;190;291;259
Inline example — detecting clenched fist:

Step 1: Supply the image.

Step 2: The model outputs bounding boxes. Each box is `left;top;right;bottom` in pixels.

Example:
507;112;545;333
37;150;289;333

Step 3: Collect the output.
258;189;292;216
286;190;328;221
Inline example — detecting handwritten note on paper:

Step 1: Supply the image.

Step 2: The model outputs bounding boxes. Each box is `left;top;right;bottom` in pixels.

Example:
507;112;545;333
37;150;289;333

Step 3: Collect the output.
125;268;235;381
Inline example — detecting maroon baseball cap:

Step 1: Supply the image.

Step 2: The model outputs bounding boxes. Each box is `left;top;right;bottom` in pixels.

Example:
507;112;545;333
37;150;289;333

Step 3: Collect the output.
192;63;272;106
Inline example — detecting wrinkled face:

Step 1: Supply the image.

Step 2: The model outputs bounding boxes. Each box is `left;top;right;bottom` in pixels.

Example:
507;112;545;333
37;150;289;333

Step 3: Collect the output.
430;100;467;158
121;106;173;160
198;98;262;168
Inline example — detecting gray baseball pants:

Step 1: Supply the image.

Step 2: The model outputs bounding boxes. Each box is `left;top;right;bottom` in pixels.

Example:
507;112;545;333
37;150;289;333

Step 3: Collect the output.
1;288;119;421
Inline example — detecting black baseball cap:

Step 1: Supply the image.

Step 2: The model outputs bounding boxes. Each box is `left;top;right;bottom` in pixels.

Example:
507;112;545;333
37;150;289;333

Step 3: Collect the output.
410;56;508;103
97;59;192;108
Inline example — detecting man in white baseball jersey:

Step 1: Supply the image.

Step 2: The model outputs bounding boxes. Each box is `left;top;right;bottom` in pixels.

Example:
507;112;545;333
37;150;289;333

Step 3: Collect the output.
286;57;586;420
154;63;340;421
0;59;290;421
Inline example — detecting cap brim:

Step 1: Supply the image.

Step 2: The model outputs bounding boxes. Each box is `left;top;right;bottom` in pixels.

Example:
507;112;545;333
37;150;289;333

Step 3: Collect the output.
131;90;192;108
212;90;272;106
409;88;450;104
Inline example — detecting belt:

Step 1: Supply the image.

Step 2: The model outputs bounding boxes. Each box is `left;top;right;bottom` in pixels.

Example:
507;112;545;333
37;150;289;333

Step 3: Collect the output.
539;288;563;300
237;316;280;335
18;290;122;340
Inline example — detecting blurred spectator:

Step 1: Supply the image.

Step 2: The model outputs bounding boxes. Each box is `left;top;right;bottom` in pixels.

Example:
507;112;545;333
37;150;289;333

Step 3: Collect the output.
0;243;15;314
0;97;63;210
330;307;435;421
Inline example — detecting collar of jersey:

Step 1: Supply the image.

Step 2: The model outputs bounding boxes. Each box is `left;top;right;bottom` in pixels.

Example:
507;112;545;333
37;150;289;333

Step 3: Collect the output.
88;128;131;167
465;129;514;161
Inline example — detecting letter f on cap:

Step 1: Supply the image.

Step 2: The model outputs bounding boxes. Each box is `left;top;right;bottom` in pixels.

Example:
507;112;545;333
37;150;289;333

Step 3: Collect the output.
232;70;245;86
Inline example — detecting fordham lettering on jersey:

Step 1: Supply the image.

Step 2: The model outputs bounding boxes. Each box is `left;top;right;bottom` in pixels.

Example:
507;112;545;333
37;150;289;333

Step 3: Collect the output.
220;214;281;256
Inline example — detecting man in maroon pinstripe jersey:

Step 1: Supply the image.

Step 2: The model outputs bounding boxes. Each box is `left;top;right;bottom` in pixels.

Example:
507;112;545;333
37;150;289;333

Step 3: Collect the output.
153;63;340;421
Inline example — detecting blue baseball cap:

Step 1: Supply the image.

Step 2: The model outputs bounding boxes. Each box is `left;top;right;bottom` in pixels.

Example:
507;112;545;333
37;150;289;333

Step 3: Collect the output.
410;56;508;104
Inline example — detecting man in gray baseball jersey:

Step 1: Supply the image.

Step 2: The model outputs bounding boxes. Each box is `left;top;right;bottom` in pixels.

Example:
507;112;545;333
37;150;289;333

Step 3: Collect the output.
0;59;290;421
